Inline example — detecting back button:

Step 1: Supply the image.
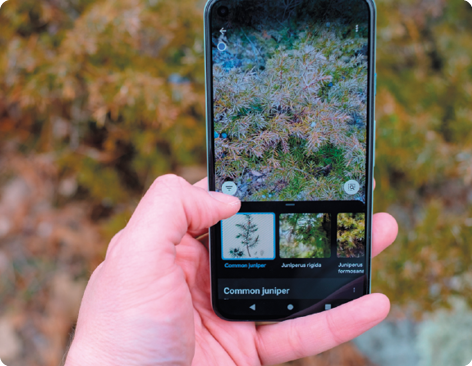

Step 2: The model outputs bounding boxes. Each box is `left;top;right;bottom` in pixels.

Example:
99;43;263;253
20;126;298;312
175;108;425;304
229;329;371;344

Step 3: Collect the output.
249;304;256;311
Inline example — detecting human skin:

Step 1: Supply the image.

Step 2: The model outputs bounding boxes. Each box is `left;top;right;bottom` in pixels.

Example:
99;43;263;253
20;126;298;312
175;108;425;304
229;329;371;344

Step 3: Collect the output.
65;174;398;366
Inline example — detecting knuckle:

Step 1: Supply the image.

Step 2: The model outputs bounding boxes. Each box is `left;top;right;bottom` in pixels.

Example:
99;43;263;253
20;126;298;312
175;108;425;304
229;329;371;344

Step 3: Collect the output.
325;310;346;345
287;320;306;360
105;229;125;260
150;174;188;192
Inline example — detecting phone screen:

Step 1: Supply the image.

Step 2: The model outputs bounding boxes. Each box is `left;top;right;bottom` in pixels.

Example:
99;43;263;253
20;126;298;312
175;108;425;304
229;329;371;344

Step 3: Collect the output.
205;0;375;321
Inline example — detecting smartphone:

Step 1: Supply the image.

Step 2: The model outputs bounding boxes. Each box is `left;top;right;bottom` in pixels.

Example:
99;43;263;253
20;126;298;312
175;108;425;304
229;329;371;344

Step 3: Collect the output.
204;0;376;321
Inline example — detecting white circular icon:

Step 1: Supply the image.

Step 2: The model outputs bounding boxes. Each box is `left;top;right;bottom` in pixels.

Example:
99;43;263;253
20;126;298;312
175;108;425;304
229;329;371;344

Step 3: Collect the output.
217;42;227;52
344;180;360;195
222;181;238;196
287;304;294;311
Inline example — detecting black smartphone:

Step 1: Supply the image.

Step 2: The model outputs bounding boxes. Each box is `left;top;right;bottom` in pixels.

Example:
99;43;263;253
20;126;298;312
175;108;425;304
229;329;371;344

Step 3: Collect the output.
204;0;376;321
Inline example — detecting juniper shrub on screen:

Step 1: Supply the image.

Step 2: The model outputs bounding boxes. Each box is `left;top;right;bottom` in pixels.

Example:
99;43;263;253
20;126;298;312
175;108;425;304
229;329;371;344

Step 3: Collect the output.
279;213;331;259
214;21;368;202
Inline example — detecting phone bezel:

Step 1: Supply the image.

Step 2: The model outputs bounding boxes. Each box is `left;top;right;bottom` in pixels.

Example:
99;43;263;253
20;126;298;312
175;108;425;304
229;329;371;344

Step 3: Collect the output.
204;0;377;322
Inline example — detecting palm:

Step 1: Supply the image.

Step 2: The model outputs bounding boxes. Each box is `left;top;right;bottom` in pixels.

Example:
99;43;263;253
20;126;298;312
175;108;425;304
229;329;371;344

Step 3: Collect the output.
176;233;260;366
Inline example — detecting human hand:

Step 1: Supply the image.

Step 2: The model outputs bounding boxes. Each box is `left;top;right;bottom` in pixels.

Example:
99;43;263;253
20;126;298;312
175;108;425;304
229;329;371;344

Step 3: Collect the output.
65;174;398;366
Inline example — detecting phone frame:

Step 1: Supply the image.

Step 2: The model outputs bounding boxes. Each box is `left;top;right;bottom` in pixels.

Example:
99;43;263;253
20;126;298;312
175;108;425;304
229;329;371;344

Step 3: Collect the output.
204;0;377;322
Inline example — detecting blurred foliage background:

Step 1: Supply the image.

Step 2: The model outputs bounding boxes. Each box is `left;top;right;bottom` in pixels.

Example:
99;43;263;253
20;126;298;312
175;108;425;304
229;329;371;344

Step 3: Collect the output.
0;0;471;365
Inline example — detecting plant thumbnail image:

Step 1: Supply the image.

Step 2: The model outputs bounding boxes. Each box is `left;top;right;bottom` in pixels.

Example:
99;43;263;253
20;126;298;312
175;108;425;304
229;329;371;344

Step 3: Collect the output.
221;213;275;260
279;213;331;259
213;0;368;202
336;213;366;258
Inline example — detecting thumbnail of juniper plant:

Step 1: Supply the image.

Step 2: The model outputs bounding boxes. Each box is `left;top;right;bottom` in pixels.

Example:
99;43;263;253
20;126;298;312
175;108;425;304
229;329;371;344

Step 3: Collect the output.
280;213;331;259
232;214;260;257
212;3;368;203
336;212;366;258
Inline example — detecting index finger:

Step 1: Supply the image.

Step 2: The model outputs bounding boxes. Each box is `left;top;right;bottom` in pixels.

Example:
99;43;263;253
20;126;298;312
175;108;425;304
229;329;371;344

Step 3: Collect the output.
255;293;390;365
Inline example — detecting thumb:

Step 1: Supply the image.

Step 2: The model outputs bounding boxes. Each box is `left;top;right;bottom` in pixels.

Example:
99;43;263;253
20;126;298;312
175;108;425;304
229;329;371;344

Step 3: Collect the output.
107;174;240;264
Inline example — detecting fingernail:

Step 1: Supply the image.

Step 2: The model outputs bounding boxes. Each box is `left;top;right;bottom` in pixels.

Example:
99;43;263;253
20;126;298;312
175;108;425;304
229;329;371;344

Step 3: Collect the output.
209;191;240;206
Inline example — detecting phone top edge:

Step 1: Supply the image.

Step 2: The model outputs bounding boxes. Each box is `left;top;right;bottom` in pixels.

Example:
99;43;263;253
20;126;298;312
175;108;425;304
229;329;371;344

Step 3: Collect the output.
204;0;219;22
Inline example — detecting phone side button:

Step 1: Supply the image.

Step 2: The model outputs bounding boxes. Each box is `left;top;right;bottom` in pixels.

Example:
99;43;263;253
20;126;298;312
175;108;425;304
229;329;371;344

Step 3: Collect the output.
372;119;376;208
373;120;376;168
375;73;377;96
